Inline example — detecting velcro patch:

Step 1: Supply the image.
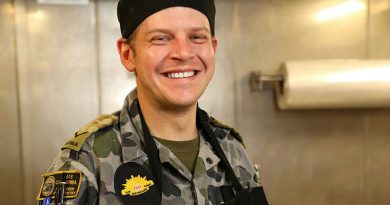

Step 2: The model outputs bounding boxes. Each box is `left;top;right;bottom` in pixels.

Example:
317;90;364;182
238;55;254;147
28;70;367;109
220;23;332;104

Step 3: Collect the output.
37;171;82;201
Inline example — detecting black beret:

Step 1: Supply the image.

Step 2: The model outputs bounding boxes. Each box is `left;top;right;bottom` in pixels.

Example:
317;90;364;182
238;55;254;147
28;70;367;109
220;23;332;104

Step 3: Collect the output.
117;0;216;39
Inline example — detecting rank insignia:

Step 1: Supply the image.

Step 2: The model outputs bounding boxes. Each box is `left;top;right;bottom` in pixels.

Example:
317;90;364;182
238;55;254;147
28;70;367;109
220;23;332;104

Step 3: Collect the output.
37;170;82;201
114;162;159;205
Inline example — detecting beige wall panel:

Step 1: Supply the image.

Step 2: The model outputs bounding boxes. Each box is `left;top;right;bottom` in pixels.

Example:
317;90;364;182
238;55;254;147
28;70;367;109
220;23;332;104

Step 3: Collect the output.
96;0;135;114
369;0;390;58
233;0;368;204
366;110;390;205
199;0;236;124
366;1;390;204
0;1;24;204
247;110;366;205
7;0;388;204
16;0;99;202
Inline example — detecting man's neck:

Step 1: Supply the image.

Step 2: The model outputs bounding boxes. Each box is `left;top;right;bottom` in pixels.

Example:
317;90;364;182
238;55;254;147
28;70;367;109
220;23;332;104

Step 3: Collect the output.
138;97;198;141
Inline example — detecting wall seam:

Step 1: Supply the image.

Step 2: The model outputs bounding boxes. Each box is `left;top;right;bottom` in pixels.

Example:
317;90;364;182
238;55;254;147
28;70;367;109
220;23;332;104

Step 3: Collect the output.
11;0;26;203
232;0;239;128
364;1;371;205
363;109;370;205
93;0;103;115
365;0;371;59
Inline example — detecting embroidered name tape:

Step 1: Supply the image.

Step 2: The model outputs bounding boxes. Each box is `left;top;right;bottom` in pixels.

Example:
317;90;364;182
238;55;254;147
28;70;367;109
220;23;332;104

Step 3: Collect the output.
37;170;82;201
114;162;159;205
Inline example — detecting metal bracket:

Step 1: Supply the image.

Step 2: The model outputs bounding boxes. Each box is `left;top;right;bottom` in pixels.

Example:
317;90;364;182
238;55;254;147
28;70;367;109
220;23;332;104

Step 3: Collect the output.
249;71;284;92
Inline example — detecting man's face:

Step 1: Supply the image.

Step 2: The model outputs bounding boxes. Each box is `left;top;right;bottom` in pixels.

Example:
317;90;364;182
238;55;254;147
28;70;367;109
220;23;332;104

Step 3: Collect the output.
120;7;217;110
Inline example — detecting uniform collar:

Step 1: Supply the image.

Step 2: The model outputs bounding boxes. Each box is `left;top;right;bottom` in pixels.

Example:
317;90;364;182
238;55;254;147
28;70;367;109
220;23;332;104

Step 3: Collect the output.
119;88;222;181
156;130;221;181
119;89;147;163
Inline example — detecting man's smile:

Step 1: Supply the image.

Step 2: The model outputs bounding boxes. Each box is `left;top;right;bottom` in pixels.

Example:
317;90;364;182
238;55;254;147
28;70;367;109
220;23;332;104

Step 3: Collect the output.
166;71;196;79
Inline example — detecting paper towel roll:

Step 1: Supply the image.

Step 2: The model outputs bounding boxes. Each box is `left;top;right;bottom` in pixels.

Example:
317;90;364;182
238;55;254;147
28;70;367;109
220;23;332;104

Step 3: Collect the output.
276;59;390;110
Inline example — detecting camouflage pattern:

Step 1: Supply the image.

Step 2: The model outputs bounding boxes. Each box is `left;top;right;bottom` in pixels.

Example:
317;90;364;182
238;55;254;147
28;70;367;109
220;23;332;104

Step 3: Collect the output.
38;89;260;205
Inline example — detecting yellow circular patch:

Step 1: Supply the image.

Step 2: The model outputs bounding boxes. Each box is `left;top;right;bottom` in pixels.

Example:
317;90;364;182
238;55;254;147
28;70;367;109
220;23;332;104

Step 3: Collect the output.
42;176;56;197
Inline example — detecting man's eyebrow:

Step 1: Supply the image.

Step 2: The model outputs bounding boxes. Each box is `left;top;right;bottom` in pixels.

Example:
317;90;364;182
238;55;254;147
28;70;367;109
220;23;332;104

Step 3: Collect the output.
145;27;211;36
191;27;210;33
145;29;171;36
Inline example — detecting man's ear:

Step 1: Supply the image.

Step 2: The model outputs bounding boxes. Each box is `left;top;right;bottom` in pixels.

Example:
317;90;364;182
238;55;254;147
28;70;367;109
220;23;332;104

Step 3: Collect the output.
117;38;136;72
212;37;218;53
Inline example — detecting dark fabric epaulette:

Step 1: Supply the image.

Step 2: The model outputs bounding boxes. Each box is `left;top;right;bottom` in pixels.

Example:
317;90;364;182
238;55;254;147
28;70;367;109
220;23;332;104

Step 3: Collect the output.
62;114;119;158
210;117;245;148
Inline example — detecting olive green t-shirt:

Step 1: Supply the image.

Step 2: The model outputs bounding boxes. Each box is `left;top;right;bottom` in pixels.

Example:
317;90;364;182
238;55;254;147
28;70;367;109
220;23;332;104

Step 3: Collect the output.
156;137;200;173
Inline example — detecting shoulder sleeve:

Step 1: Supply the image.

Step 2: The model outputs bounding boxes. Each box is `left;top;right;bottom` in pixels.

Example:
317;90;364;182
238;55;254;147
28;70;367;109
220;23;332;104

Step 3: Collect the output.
209;117;245;147
224;136;261;188
37;148;98;205
211;119;263;188
62;114;118;152
37;114;118;205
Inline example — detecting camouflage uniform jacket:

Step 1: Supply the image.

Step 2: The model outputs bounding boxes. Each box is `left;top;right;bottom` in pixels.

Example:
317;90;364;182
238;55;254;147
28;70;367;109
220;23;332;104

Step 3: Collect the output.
39;89;259;205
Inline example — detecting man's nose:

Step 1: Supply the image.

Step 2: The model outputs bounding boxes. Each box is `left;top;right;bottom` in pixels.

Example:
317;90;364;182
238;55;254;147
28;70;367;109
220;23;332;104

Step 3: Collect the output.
170;38;194;61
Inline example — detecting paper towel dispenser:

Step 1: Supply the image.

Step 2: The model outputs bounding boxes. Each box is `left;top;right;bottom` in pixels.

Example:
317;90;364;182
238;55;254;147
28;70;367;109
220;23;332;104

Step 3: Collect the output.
250;59;390;110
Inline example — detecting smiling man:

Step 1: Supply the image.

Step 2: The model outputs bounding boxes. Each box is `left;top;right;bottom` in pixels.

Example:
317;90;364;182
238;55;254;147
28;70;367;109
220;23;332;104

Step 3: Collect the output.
37;0;268;205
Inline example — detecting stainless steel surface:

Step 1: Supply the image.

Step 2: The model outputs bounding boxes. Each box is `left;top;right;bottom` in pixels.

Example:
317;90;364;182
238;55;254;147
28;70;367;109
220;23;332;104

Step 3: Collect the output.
96;0;135;114
276;59;390;109
200;0;235;124
365;1;390;204
0;1;24;204
369;0;390;58
233;1;390;205
2;0;390;204
14;0;100;202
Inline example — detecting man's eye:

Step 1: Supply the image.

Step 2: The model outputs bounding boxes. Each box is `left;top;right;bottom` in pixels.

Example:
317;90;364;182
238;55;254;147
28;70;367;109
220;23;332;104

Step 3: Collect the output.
151;36;170;42
191;34;207;43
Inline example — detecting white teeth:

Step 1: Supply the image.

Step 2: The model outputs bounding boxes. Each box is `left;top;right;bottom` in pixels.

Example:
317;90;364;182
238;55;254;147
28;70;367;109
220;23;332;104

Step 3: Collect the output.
167;71;195;79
